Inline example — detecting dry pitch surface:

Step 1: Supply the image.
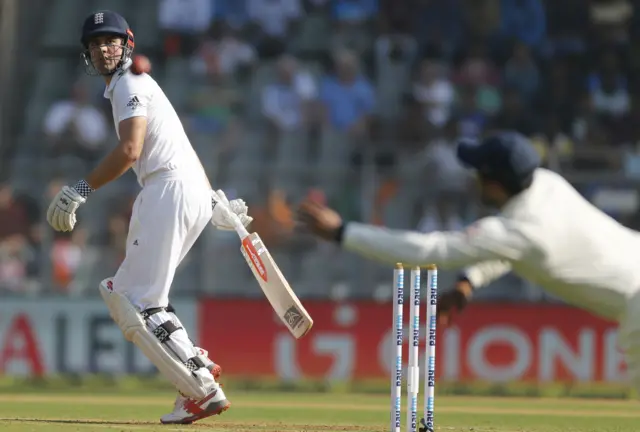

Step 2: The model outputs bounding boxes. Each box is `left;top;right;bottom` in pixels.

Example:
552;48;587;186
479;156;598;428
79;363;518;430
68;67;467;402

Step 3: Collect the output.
0;391;638;431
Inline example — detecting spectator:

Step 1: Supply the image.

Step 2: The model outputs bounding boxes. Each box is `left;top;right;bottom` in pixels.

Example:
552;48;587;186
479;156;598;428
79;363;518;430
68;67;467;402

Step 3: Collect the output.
536;58;580;130
319;49;376;137
190;23;257;81
451;85;489;139
589;0;633;47
187;39;245;136
417;197;466;233
261;54;318;133
412;59;455;129
462;0;501;41
0;183;32;242
0;234;34;293
0;181;41;292
504;42;540;105
498;0;546;50
489;87;540;136
454;43;502;115
544;0;589;56
50;229;87;293
412;0;464;59
530;115;575;170
378;0;413;38
212;0;251;31
43;80;108;163
159;0;212;57
587;51;630;119
247;0;303;58
396;93;433;153
413;121;469;232
332;0;378;22
423;119;470;199
374;0;419;83
330;0;378;55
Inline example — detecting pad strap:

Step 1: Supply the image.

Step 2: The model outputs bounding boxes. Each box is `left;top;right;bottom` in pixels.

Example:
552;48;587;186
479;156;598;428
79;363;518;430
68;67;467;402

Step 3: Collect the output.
141;307;165;319
153;320;182;343
185;356;207;372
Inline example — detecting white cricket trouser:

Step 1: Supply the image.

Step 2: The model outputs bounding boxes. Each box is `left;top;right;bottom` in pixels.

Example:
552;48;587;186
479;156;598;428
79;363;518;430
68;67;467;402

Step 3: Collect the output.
113;170;212;310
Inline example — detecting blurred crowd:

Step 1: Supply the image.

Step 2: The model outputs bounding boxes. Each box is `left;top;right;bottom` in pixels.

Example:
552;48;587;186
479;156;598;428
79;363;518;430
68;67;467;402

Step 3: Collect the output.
4;0;640;299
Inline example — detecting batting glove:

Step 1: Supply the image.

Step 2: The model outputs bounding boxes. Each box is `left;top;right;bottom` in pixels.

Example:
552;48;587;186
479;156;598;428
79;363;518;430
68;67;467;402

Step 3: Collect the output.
211;189;253;231
46;180;93;232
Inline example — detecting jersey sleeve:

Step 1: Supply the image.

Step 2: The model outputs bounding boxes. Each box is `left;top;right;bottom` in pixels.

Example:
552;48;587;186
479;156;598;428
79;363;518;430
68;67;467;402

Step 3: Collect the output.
112;75;152;123
341;216;533;269
461;260;513;289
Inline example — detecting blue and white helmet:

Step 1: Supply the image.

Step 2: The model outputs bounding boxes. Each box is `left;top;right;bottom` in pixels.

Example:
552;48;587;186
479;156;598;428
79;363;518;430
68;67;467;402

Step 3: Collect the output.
80;10;135;76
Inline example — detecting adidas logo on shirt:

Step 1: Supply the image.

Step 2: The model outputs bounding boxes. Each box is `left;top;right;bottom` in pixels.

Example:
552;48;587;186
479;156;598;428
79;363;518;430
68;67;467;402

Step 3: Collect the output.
127;96;141;108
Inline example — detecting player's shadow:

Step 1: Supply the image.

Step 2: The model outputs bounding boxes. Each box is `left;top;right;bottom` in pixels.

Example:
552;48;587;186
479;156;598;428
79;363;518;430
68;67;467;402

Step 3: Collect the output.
0;418;213;427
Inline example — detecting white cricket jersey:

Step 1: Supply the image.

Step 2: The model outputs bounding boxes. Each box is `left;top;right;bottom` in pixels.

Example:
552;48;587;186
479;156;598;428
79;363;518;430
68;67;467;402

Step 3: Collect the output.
342;168;640;320
104;60;206;187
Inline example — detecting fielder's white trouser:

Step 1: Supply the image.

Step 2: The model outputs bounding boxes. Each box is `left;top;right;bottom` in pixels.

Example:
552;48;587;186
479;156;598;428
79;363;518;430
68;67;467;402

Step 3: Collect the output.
113;170;212;310
617;290;640;396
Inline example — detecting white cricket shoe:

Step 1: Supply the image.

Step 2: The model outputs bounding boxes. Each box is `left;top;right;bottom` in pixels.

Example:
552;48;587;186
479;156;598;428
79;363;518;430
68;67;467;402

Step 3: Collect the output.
160;384;230;425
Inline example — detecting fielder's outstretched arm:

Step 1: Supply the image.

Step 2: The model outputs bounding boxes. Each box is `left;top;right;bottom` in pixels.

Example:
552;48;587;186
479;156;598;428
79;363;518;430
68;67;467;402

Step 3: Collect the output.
341;217;532;269
461;260;513;289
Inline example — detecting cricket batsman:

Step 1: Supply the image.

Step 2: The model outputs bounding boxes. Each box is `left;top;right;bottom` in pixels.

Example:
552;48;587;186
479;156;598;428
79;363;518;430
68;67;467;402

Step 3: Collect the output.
299;131;640;396
45;10;252;424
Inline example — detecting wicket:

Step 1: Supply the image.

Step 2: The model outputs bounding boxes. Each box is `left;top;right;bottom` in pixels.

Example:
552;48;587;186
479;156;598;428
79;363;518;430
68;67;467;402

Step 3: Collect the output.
391;263;438;432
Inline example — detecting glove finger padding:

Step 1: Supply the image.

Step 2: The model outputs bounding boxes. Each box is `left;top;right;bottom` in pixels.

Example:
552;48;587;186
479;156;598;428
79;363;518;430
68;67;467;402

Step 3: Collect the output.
47;186;85;232
53;207;73;232
230;199;248;215
46;200;56;228
214;189;230;206
238;213;253;228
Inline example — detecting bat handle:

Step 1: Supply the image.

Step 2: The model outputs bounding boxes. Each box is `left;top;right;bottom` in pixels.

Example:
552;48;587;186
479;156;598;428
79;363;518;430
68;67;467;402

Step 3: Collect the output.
219;202;250;239
234;219;250;239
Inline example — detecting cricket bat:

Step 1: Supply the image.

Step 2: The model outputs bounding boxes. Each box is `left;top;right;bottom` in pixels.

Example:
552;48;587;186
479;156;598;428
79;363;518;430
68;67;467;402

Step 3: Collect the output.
221;205;313;339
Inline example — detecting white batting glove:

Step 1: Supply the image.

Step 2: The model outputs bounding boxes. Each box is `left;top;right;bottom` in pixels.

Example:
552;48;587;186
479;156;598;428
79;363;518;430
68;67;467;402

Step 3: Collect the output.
211;189;253;231
46;180;93;232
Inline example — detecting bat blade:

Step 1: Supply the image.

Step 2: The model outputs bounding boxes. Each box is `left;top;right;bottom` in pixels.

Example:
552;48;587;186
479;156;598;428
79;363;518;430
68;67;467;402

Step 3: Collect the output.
240;232;313;339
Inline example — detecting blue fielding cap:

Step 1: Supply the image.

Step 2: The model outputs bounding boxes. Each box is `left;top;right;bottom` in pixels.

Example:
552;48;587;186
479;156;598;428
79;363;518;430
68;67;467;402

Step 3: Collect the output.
456;131;540;187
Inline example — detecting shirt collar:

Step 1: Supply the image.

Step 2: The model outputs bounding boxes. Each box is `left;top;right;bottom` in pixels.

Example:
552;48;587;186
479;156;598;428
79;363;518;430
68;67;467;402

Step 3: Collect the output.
103;58;132;98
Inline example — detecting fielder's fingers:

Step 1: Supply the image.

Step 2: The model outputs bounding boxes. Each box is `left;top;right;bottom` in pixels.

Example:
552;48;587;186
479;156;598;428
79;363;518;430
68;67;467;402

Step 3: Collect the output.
295;208;315;224
300;199;323;212
297;201;323;220
437;312;452;328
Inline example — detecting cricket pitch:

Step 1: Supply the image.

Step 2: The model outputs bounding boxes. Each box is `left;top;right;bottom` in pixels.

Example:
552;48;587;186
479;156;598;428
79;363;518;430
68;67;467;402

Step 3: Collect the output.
0;392;638;431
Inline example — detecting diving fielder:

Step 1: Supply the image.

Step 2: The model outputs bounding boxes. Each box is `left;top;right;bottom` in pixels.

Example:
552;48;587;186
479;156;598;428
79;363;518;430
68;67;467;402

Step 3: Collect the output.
299;132;640;397
45;10;252;424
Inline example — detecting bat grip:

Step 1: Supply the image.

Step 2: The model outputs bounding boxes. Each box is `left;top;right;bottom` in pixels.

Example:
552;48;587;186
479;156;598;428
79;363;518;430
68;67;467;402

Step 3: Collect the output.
234;218;250;238
220;202;250;238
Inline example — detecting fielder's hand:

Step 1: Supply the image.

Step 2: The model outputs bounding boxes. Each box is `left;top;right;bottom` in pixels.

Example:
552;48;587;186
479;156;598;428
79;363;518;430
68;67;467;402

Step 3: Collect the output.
211;189;253;231
296;199;344;242
46;180;92;232
437;279;473;327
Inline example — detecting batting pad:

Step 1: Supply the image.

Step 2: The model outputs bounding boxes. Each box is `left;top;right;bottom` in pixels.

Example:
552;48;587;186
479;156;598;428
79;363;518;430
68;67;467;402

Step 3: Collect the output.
167;306;216;371
99;279;212;399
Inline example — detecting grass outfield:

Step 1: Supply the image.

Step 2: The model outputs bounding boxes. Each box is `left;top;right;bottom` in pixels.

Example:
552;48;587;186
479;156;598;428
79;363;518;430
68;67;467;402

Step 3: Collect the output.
0;391;639;431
